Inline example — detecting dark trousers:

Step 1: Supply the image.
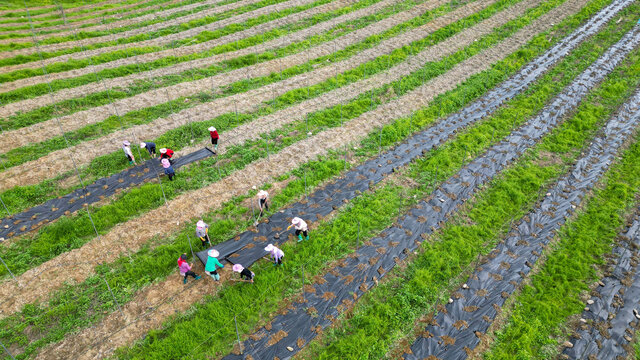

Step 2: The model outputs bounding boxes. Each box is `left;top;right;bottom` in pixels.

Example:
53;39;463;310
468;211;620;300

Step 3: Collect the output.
200;235;210;247
184;271;197;279
240;268;254;280
295;229;308;237
273;255;283;265
259;199;269;216
148;146;156;156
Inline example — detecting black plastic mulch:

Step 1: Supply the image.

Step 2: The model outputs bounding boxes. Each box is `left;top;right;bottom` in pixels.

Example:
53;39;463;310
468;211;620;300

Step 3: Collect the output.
405;47;640;360
218;23;640;360
563;209;640;359
192;0;629;271
0;148;215;240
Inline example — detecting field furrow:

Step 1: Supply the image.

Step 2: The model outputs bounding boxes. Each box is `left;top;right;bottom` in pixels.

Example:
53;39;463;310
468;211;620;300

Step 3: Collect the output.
0;0;547;190
0;0;578;316
403;28;640;359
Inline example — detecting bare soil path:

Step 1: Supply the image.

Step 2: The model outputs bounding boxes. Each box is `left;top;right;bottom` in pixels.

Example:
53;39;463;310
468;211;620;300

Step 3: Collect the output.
0;0;500;186
0;0;585;317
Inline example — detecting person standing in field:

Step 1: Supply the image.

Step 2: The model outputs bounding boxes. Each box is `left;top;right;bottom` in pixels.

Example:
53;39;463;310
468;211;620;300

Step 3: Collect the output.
205;249;224;281
264;243;284;266
287;217;309;242
177;253;201;284
161;158;175;181
195;220;211;248
208;126;219;154
140;142;157;157
122;140;136;166
159;148;175;164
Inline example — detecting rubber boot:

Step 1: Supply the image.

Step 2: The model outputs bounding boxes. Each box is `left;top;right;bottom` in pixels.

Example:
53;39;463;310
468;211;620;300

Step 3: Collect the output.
183;277;188;284
195;276;202;280
214;273;220;281
305;235;309;241
297;234;303;242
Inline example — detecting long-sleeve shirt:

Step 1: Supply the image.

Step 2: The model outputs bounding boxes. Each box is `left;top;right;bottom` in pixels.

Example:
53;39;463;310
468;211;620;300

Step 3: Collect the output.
122;146;133;158
196;224;209;238
205;256;224;272
178;261;191;276
144;142;156;154
210;130;219;139
270;248;284;262
292;219;308;231
160;149;174;159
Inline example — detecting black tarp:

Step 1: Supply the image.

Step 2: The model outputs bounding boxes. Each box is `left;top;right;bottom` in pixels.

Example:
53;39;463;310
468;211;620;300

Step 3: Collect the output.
194;0;632;272
0;148;215;240
219;19;640;360
405;43;640;360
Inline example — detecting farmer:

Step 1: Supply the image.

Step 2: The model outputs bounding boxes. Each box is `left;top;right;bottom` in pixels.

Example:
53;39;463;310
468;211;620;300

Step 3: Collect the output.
177;253;201;284
287;217;309;242
195;220;211;248
264;243;284;266
161;158;175;181
159;148;175;164
232;264;254;283
208;126;219;154
122;140;136;166
256;188;269;217
140;141;157;157
205;249;224;281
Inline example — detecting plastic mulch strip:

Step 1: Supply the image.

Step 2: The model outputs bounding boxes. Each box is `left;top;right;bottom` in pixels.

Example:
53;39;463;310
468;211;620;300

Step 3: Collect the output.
404;76;640;359
194;0;634;271
0;147;215;240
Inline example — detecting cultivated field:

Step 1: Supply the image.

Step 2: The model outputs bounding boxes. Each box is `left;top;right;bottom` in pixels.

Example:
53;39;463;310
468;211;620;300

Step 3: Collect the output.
0;0;639;359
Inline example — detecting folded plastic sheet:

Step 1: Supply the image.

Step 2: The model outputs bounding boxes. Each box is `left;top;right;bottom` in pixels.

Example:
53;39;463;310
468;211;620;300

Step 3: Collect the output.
563;212;640;359
405;54;640;360
0;148;215;240
194;0;631;272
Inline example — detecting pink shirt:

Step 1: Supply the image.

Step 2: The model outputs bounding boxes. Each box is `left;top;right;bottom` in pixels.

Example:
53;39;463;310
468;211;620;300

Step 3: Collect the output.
178;261;191;276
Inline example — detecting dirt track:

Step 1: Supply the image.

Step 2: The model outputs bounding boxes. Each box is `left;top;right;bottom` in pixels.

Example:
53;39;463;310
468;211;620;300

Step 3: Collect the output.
0;0;402;118
0;0;587;318
0;0;321;65
0;0;498;186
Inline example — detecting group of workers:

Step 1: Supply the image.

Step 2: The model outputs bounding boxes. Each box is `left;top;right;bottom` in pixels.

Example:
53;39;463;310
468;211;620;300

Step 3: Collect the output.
121;125;220;181
177;188;310;284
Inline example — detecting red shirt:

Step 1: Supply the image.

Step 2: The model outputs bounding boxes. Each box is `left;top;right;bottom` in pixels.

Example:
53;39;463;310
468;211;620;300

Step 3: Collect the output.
161;149;174;158
210;130;219;139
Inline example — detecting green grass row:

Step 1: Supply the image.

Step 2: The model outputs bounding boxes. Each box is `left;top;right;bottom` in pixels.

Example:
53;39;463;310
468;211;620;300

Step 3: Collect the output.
0;0;241;41
483;68;640;360
0;0;335;69
0;0;608;356
0;0;547;214
0;0;561;279
0;0;154;19
112;9;635;359
301;19;640;360
0;0;297;52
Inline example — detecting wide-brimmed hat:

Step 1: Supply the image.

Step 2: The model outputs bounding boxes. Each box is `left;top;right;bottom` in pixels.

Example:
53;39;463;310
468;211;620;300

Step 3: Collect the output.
161;158;171;168
264;244;274;252
232;264;244;273
123;140;130;146
140;142;146;148
196;220;205;229
160;148;167;154
208;126;216;132
208;249;219;258
291;217;301;224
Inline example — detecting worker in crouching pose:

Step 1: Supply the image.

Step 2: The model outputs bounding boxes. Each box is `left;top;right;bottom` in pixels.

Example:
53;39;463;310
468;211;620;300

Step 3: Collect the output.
140;142;157;157
195;220;211;248
161;158;175;181
208;126;219;154
122;140;136;166
177;253;201;284
232;264;254;283
264;243;284;266
287;217;309;242
205;249;224;281
159;148;175;164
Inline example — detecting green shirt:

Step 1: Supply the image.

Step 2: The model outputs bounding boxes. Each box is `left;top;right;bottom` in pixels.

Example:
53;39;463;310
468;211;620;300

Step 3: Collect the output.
205;256;224;272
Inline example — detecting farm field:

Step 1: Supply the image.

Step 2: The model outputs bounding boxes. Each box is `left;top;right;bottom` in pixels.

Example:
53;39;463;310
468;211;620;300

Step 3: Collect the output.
0;0;639;359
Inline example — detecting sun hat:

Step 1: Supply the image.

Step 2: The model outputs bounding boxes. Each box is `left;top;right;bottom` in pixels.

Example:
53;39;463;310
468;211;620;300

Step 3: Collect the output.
140;142;146;148
208;126;216;132
196;220;206;229
160;148;167;154
123;140;130;146
291;217;301;224
232;264;244;273
208;249;219;258
264;244;274;252
161;158;170;168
